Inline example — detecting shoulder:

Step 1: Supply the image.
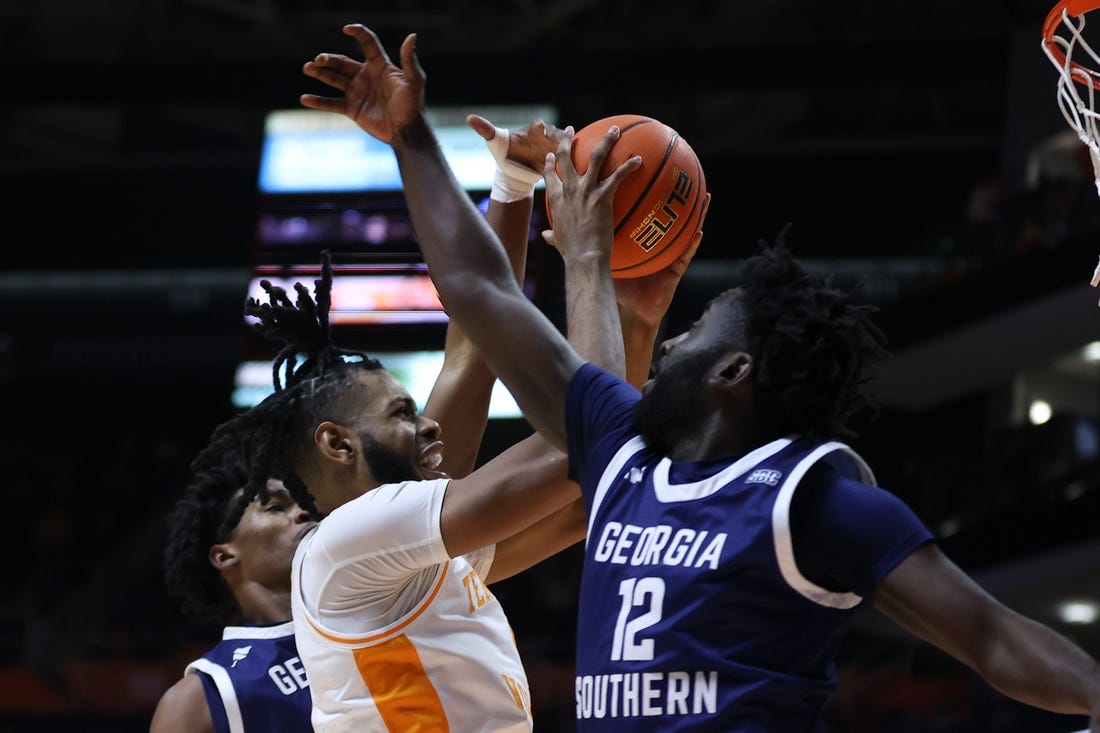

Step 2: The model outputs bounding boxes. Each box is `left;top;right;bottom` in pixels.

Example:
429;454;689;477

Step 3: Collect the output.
300;479;451;582
570;362;635;398
314;479;449;546
566;363;639;436
149;671;215;733
793;462;917;532
797;462;933;559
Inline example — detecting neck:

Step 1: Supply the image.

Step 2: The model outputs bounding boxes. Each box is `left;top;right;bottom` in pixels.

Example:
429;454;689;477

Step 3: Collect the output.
668;411;781;463
235;584;293;625
310;463;379;516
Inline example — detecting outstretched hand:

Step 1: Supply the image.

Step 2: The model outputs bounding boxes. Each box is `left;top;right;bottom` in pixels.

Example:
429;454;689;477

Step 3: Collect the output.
300;24;424;143
541;125;642;268
467;114;566;172
613;192;711;329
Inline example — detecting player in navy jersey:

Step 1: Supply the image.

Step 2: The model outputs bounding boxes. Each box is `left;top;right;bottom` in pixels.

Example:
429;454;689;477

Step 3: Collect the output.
151;454;316;733
303;21;1100;732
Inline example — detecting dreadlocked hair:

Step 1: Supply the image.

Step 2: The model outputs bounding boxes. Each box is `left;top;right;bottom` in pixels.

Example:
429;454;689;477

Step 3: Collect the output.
739;227;889;440
163;431;254;625
237;250;383;519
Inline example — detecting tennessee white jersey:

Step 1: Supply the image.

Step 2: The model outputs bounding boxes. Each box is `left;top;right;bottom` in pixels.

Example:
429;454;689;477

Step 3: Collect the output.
291;477;533;732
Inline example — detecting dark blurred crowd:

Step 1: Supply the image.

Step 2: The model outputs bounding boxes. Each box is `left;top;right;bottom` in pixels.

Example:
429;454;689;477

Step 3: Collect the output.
3;151;1100;732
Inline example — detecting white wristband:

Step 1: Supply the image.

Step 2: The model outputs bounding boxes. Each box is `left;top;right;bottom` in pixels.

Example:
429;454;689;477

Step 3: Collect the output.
485;126;543;203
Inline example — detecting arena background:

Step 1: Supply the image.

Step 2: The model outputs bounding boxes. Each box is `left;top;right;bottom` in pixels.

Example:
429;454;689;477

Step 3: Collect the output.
2;2;1099;731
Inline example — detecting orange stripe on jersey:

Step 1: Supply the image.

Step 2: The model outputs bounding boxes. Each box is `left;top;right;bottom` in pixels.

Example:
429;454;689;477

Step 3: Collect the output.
353;634;449;732
305;561;450;645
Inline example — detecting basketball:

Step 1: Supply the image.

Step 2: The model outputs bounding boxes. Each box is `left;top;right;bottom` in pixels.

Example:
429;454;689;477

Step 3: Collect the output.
546;114;707;278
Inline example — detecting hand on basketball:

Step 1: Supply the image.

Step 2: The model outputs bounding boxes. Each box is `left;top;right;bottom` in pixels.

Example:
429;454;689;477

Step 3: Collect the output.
467;114;566;172
300;24;424;144
541;125;643;267
613;192;710;330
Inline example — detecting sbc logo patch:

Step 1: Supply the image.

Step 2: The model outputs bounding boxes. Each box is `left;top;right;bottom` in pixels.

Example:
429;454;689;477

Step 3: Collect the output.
746;469;782;486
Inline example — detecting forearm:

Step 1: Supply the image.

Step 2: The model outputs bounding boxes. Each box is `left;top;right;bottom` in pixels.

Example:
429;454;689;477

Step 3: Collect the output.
486;496;585;584
393;115;515;304
422;197;533;477
975;609;1100;716
486;196;534;283
564;254;625;377
877;546;1100;719
391;114;578;449
619;306;661;389
423;361;493;478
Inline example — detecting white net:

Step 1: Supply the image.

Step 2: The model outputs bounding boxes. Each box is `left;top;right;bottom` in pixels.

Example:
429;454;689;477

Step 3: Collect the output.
1042;4;1100;295
1043;7;1100;196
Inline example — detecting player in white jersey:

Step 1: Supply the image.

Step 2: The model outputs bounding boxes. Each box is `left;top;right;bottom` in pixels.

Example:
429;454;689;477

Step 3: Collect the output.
154;115;655;731
246;235;692;730
290;476;533;731
197;110;699;729
300;21;1100;732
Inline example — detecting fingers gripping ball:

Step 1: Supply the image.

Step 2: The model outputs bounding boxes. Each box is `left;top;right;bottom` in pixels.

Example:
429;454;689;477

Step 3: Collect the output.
547;114;708;278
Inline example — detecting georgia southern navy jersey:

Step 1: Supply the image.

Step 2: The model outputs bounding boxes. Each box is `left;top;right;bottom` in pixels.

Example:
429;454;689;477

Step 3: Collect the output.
186;621;312;733
566;363;934;732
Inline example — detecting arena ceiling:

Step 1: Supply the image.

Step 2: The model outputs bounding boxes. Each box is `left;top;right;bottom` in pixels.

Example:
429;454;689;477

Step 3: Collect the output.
0;0;1060;186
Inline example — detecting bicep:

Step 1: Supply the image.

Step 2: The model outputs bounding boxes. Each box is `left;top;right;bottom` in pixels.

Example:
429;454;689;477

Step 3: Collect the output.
149;673;215;733
439;433;575;558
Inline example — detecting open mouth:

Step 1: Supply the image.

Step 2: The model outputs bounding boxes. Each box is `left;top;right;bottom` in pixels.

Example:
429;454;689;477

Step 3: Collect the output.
418;442;448;479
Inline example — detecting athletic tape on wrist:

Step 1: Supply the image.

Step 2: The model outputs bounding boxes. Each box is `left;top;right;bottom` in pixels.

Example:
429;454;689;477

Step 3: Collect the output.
486;126;542;203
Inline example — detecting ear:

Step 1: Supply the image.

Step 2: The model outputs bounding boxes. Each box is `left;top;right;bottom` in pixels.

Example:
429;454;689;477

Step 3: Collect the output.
315;421;356;465
209;543;239;572
712;351;753;390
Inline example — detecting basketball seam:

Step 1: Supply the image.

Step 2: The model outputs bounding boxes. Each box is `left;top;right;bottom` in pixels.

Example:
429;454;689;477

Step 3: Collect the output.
619;119;652;135
614;150;705;275
614;131;676;235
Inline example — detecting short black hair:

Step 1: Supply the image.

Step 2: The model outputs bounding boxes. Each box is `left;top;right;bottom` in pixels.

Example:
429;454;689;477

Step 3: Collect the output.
739;229;889;440
162;434;251;625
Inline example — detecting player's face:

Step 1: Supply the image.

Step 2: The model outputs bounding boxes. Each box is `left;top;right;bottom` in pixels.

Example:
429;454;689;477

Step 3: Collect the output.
347;369;446;485
230;480;317;591
632;345;721;454
633;290;744;453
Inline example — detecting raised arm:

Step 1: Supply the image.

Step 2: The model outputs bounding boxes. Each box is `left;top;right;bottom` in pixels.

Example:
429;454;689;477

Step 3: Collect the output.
484;214;708;581
875;543;1100;729
549;192;711;388
300;24;635;451
422;117;559;477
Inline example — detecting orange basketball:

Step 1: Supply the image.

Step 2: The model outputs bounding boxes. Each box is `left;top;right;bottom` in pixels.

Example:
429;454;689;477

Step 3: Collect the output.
545;114;707;278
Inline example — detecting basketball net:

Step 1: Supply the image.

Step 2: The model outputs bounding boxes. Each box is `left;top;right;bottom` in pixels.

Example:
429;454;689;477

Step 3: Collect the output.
1041;0;1100;293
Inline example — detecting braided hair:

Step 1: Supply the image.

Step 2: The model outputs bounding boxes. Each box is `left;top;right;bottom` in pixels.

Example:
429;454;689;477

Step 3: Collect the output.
237;250;384;519
739;228;889;440
164;252;384;622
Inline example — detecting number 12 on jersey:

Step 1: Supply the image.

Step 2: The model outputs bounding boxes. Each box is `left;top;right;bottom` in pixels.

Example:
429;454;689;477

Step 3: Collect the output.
610;577;665;661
